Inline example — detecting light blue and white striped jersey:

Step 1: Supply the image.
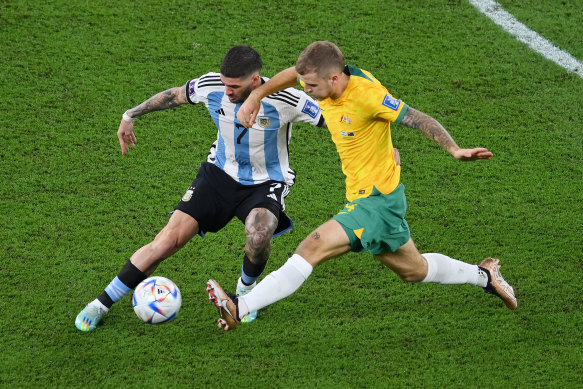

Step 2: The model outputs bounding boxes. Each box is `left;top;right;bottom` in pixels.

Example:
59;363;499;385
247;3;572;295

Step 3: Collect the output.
185;73;323;186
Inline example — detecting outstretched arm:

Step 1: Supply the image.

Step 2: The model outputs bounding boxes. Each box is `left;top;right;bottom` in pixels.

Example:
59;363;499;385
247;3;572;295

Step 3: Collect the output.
399;107;493;161
237;67;299;127
117;86;187;154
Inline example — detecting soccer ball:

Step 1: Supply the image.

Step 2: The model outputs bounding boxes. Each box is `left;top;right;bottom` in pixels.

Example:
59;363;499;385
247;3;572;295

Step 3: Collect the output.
132;276;182;324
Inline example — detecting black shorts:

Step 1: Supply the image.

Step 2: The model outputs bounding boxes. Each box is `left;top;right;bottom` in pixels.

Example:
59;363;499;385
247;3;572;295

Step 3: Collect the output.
175;163;293;236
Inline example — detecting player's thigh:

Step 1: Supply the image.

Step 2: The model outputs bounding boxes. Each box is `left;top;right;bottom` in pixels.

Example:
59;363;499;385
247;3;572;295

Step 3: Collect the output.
156;210;200;248
295;219;352;267
374;238;428;282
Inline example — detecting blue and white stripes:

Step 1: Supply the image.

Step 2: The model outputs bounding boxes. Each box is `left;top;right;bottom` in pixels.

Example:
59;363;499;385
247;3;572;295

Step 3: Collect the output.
186;73;323;186
104;276;132;303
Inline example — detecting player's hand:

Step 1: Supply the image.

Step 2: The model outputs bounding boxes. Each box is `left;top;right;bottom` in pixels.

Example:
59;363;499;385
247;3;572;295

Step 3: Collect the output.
237;91;261;127
393;148;401;166
452;147;493;161
117;119;137;154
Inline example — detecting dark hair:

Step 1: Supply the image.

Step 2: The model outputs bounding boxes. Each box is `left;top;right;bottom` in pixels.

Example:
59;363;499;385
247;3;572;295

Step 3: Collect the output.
220;46;263;78
296;41;344;77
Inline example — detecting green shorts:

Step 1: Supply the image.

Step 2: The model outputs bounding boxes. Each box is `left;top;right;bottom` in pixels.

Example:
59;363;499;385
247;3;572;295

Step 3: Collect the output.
332;183;410;255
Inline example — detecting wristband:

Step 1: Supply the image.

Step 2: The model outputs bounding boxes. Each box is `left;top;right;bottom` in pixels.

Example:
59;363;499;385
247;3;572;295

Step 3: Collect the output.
122;111;135;123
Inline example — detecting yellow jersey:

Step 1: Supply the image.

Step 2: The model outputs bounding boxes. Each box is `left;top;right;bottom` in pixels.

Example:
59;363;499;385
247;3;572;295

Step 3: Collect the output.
317;66;408;201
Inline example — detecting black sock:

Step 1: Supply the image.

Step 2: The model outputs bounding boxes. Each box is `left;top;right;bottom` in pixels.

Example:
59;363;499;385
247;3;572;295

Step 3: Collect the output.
241;254;267;286
97;259;147;308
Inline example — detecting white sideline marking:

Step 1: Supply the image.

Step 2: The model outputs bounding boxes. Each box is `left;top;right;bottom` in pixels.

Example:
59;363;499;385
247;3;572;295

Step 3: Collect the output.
469;0;583;78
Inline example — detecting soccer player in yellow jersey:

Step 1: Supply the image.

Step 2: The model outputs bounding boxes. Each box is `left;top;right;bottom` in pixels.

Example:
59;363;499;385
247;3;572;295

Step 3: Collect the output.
206;41;517;331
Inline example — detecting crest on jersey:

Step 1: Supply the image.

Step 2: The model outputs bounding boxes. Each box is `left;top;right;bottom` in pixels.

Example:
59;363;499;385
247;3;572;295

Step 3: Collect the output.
182;186;195;202
301;100;321;119
258;116;270;128
382;94;401;111
341;115;352;124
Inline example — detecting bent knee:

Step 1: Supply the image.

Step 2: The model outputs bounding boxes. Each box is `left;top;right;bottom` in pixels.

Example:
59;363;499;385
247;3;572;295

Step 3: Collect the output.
296;236;318;255
295;236;327;265
246;231;272;251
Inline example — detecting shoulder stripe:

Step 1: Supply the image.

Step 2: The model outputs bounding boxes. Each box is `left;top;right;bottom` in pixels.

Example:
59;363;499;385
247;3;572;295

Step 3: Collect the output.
198;74;221;82
273;90;300;103
197;74;223;88
265;95;298;107
197;82;224;88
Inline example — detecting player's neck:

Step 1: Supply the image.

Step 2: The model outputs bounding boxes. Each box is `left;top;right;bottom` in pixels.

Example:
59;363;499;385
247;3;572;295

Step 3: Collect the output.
329;73;350;100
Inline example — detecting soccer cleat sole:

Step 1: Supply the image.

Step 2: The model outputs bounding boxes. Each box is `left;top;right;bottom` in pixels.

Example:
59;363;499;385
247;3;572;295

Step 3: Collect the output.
206;279;239;331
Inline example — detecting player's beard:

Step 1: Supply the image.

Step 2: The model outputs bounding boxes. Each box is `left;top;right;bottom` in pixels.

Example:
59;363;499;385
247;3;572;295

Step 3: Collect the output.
230;85;254;103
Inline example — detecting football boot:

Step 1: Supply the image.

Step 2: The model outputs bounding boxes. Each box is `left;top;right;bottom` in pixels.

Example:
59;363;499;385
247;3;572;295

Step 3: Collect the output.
479;257;518;310
207;279;240;331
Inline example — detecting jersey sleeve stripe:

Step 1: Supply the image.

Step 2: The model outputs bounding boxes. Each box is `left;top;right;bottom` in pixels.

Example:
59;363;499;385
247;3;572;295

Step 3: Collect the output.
185;79;196;104
395;104;409;124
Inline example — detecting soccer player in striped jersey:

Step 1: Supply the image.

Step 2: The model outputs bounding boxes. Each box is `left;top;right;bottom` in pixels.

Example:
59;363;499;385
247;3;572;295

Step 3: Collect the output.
75;46;324;332
206;41;517;331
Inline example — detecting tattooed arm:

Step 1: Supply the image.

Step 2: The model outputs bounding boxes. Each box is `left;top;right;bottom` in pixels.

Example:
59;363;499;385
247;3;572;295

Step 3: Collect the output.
117;86;187;154
125;86;187;119
399;107;493;161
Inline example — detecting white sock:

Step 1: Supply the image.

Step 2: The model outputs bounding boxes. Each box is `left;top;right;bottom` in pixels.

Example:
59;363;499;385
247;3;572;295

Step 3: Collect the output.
421;253;488;287
237;277;255;291
238;254;313;318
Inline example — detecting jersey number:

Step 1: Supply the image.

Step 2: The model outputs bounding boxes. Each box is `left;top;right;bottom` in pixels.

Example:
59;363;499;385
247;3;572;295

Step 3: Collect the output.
235;123;248;144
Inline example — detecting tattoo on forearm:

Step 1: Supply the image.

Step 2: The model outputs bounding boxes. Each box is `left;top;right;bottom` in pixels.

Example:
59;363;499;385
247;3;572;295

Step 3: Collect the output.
127;88;182;117
401;108;458;152
310;232;320;240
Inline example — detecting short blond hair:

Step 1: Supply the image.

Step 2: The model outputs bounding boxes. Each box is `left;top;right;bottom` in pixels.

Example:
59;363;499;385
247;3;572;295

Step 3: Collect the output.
295;41;345;78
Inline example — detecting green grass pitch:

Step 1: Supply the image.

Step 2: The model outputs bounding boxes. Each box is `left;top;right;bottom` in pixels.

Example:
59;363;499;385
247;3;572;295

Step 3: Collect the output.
1;0;582;387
